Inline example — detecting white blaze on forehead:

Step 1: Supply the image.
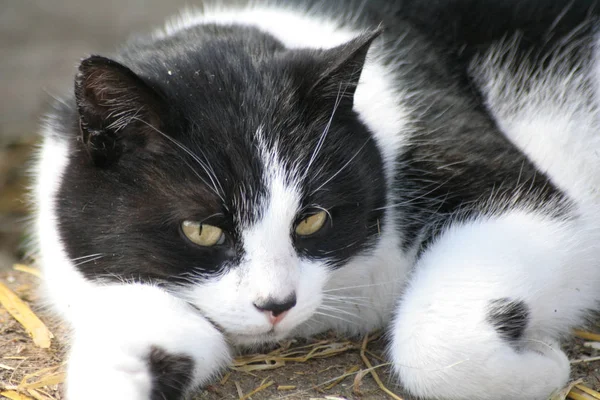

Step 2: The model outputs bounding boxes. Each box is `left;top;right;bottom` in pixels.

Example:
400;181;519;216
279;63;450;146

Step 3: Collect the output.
244;175;300;254
240;128;302;300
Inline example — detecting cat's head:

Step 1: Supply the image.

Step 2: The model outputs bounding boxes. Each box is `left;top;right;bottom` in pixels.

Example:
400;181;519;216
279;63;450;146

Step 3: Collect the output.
54;26;386;344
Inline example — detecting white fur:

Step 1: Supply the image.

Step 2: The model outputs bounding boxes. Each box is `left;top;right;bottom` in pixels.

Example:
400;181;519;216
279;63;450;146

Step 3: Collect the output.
390;211;600;400
34;131;92;323
471;33;600;204
157;7;358;49
66;284;230;400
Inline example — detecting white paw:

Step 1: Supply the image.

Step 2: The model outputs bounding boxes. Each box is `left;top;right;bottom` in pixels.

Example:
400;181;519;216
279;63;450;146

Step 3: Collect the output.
67;347;152;400
63;284;231;400
519;338;571;398
391;336;570;400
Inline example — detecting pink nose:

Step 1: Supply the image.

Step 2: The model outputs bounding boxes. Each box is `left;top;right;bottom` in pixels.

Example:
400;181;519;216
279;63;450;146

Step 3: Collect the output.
253;294;297;325
267;311;289;325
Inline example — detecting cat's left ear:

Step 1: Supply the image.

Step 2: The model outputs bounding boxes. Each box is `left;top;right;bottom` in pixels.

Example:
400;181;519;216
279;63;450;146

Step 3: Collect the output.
75;55;165;167
307;29;382;104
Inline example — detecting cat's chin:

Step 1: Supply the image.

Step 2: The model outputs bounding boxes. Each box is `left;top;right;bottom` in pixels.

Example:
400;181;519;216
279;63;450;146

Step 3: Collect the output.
228;330;292;347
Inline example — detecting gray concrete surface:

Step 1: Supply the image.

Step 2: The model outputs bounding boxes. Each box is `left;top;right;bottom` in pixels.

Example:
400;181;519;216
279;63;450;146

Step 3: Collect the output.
1;0;191;144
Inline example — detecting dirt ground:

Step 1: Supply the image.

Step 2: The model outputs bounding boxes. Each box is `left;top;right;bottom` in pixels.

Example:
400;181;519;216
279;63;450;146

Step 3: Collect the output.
0;265;599;400
0;267;398;400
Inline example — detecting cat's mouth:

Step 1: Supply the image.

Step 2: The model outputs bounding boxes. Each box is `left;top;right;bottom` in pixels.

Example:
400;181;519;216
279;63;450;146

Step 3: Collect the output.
185;301;292;344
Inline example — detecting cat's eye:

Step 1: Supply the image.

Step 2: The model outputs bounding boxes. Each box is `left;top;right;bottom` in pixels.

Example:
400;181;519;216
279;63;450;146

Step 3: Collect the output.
182;221;225;247
295;211;328;236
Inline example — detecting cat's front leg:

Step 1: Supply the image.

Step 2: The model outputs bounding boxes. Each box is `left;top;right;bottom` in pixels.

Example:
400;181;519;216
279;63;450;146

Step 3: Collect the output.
389;210;600;400
64;284;231;400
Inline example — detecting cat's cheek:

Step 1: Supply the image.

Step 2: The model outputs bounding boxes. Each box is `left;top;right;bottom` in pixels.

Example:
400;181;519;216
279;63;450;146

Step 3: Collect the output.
282;260;330;327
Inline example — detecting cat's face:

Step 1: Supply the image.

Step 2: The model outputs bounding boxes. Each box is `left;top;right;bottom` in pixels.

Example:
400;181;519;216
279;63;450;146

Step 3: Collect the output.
55;27;386;343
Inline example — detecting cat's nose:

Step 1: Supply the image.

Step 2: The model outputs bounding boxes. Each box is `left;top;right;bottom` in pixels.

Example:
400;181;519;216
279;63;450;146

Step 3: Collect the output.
253;293;297;324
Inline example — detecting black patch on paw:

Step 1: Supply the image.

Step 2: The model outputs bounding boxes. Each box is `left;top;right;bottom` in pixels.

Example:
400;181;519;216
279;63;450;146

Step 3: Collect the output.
148;346;194;400
487;298;529;342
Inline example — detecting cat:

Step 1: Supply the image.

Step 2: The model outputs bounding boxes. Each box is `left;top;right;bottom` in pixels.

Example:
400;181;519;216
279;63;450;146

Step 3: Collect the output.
33;0;600;399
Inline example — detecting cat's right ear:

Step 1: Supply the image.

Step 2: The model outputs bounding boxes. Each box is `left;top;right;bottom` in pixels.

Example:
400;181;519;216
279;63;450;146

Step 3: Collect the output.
75;56;165;167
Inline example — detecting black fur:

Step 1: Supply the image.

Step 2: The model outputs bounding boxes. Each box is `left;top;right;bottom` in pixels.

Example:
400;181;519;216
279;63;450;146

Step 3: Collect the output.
487;298;530;342
56;23;386;283
147;346;194;400
254;293;298;316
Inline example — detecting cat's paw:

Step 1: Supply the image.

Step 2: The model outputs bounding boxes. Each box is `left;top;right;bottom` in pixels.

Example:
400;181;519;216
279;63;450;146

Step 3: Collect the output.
66;346;154;400
391;331;570;400
67;343;195;400
64;284;231;400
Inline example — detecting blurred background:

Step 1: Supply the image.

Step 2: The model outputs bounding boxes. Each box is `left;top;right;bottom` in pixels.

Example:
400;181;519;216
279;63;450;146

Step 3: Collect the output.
0;0;191;267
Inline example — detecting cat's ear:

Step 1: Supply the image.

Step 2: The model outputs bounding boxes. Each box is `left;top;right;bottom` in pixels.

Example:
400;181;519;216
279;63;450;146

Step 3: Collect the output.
307;29;382;103
75;55;164;167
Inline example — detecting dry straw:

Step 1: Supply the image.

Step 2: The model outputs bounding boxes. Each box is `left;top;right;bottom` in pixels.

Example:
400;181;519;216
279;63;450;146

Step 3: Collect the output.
1;264;599;400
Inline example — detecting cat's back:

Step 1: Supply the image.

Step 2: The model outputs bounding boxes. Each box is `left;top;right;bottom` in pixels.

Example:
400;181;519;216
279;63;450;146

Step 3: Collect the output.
175;0;600;204
363;0;600;206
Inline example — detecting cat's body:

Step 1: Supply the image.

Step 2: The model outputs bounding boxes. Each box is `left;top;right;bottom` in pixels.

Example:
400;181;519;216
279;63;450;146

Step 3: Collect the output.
35;1;600;399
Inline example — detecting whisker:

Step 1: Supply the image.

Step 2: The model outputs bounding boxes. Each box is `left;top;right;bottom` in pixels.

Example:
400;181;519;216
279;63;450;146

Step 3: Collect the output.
72;255;104;267
374;174;459;211
331;303;379;312
322;294;373;304
180;158;224;200
324;281;400;292
194;145;226;196
322;297;376;308
130;117;225;202
302;319;325;331
319;304;361;318
323;298;380;311
310;138;371;195
71;253;104;261
303;83;345;179
322;294;370;300
313;311;359;326
316;240;358;255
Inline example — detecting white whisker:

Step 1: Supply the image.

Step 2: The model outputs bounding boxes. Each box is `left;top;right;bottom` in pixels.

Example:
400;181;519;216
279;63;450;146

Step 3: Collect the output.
71;253;104;261
313;311;359;326
73;255;105;267
319;304;361;318
322;297;376;309
310;138;371;195
303;83;345;179
324;281;400;292
130;117;225;203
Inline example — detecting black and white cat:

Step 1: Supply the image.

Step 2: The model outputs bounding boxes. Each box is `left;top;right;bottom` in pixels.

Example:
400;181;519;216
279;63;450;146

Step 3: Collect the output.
34;0;600;399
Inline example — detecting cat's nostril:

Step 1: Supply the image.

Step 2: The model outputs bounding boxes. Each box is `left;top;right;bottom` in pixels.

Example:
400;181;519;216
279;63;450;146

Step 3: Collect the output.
253;293;297;317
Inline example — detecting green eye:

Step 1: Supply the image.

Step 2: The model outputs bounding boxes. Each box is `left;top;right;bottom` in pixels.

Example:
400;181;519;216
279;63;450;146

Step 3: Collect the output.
295;211;328;236
182;221;225;247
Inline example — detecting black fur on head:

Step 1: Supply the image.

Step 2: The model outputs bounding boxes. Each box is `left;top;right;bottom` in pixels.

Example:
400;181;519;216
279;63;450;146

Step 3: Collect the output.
56;25;386;284
75;56;167;167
